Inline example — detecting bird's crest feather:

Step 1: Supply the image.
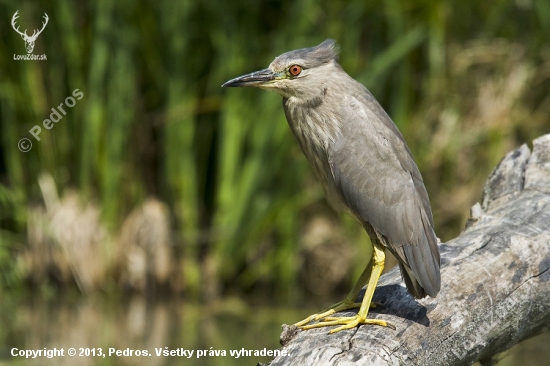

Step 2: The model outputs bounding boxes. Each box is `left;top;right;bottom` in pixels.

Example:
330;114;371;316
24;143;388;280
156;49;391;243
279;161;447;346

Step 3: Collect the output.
272;39;340;69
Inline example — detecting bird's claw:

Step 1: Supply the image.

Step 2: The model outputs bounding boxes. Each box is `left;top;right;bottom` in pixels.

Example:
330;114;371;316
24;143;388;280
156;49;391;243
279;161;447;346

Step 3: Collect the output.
294;301;379;328
301;315;395;334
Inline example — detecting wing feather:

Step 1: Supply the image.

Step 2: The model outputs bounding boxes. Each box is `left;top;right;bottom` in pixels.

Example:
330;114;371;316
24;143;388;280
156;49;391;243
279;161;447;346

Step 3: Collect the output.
328;94;440;298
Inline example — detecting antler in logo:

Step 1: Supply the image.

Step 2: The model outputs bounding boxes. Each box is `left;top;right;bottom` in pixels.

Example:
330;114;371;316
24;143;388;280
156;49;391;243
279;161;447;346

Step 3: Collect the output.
11;10;49;54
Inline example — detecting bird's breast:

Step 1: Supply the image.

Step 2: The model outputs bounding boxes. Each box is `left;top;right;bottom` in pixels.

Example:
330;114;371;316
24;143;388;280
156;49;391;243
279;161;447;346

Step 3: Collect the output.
283;98;348;212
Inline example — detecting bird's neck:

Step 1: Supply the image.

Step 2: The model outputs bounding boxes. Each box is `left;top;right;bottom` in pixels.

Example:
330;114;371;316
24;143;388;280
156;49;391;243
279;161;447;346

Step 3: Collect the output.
282;93;343;210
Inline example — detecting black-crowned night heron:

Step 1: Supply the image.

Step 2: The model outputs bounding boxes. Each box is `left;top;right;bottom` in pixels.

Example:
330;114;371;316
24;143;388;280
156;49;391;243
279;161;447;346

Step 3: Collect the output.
222;39;440;334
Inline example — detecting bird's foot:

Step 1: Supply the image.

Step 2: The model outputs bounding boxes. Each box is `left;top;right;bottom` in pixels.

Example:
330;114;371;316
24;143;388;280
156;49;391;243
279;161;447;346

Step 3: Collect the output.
294;300;377;328
301;315;395;334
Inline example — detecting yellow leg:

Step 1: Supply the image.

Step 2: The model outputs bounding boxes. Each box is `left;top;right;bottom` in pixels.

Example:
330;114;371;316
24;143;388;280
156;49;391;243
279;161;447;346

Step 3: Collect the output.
297;242;394;334
294;262;374;327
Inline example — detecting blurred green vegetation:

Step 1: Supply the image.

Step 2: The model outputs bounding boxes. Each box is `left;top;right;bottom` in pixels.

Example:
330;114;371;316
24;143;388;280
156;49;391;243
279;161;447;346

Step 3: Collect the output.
0;0;549;300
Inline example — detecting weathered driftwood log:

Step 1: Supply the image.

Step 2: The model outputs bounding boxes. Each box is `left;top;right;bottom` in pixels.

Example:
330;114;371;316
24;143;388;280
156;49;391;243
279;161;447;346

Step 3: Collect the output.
267;134;550;366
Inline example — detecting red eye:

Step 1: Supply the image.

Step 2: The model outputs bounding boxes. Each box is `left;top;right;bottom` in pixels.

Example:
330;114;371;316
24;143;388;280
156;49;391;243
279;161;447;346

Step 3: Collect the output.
289;65;302;76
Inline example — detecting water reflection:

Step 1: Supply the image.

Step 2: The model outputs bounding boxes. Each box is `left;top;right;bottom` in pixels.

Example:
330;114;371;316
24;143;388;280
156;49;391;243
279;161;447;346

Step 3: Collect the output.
0;295;306;366
1;294;548;366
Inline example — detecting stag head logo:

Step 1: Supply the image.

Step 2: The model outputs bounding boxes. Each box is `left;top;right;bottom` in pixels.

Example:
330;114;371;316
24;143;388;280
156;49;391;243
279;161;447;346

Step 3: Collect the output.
11;10;49;54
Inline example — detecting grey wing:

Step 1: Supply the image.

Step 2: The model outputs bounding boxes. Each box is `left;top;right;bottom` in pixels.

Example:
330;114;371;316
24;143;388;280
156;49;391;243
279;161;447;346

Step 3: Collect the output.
328;96;441;298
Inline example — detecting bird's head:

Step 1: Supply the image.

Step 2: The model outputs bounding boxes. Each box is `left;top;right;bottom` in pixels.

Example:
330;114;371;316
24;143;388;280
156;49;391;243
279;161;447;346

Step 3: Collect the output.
222;39;341;100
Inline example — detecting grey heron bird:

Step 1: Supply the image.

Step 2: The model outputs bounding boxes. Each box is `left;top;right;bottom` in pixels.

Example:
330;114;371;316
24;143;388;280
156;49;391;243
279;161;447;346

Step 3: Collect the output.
223;39;440;334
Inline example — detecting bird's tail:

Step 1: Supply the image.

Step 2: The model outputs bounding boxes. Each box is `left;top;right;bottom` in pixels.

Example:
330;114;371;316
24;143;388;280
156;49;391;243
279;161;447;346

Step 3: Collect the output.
399;263;427;299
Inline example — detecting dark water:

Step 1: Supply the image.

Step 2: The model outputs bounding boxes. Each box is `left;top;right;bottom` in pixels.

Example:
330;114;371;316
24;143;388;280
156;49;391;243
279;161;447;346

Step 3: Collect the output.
0;294;310;366
1;294;548;366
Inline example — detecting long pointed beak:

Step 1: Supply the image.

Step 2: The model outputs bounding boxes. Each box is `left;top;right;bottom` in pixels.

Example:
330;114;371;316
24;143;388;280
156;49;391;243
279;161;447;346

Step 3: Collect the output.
222;68;277;88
